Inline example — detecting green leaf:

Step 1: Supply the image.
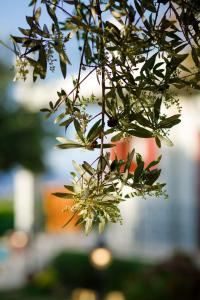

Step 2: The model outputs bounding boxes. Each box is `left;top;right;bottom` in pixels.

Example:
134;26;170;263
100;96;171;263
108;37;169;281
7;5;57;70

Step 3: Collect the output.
132;112;152;128
111;132;123;142
158;114;181;128
142;52;157;72
134;154;144;183
74;119;85;142
128;126;153;138
18;27;31;36
154;98;162;121
104;128;115;135
52;192;74;199
64;185;74;192
85;218;93;235
39;45;47;78
56;143;84;149
34;7;41;21
97;156;108;173
56;137;84;149
124;148;135;172
10;35;26;44
155;136;161;148
192;47;199;67
59;118;73;129
59;52;67;78
145;169;161;185
134;0;144;17
25;45;41;55
54;112;66;124
175;43;188;54
95;144;115;149
146;155;162;170
32;45;47;80
87;119;101;142
72;160;85;176
99;218;105;234
157;135;173;147
85;41;92;64
40;108;51;113
64;0;76;4
82;161;95;175
46;4;58;25
110;159;119;171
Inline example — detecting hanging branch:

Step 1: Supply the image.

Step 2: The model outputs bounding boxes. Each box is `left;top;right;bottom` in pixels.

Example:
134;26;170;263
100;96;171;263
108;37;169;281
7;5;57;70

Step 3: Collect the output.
7;0;200;234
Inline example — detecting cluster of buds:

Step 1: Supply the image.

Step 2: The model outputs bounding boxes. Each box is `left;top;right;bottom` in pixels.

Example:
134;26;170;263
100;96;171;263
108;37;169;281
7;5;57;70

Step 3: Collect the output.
13;57;29;82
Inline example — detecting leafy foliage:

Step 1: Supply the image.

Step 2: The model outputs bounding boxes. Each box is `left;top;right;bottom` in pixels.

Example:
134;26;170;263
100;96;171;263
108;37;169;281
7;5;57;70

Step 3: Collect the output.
4;0;200;232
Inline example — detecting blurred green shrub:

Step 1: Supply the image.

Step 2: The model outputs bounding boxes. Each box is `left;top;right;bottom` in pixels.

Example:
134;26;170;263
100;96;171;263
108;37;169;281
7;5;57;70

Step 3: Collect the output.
0;200;14;236
52;251;100;290
24;251;200;300
24;268;59;295
52;251;148;297
125;253;200;300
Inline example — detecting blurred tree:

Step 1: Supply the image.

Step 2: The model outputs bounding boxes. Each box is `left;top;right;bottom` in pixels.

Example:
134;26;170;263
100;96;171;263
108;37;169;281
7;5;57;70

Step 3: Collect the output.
0;60;47;173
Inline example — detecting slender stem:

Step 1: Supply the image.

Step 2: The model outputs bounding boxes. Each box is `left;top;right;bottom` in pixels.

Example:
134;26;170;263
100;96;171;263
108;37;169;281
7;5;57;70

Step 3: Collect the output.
89;111;102;122
153;2;160;29
75;156;100;184
57;67;97;109
96;0;106;184
73;36;88;103
73;0;94;104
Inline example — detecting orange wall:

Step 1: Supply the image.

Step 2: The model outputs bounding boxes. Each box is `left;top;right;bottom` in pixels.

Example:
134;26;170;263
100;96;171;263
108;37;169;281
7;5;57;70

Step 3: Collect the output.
43;187;80;233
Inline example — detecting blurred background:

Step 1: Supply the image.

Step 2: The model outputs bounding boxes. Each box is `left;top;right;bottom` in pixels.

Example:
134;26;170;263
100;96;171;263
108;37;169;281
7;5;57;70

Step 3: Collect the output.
0;1;200;300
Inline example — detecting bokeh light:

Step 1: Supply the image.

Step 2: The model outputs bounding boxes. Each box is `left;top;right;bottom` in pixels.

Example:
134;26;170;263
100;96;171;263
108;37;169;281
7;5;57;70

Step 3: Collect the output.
105;291;125;300
9;231;28;250
90;247;112;270
72;288;97;300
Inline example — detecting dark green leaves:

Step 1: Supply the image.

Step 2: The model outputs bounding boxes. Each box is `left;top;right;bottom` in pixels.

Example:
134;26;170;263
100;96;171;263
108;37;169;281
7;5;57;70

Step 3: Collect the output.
145;169;161;185
128;126;153;138
158;114;181;129
141;53;158;74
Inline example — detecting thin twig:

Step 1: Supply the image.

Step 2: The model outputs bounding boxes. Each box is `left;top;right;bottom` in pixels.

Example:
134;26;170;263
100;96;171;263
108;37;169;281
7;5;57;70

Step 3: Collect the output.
57;66;97;109
73;0;94;104
96;0;106;184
